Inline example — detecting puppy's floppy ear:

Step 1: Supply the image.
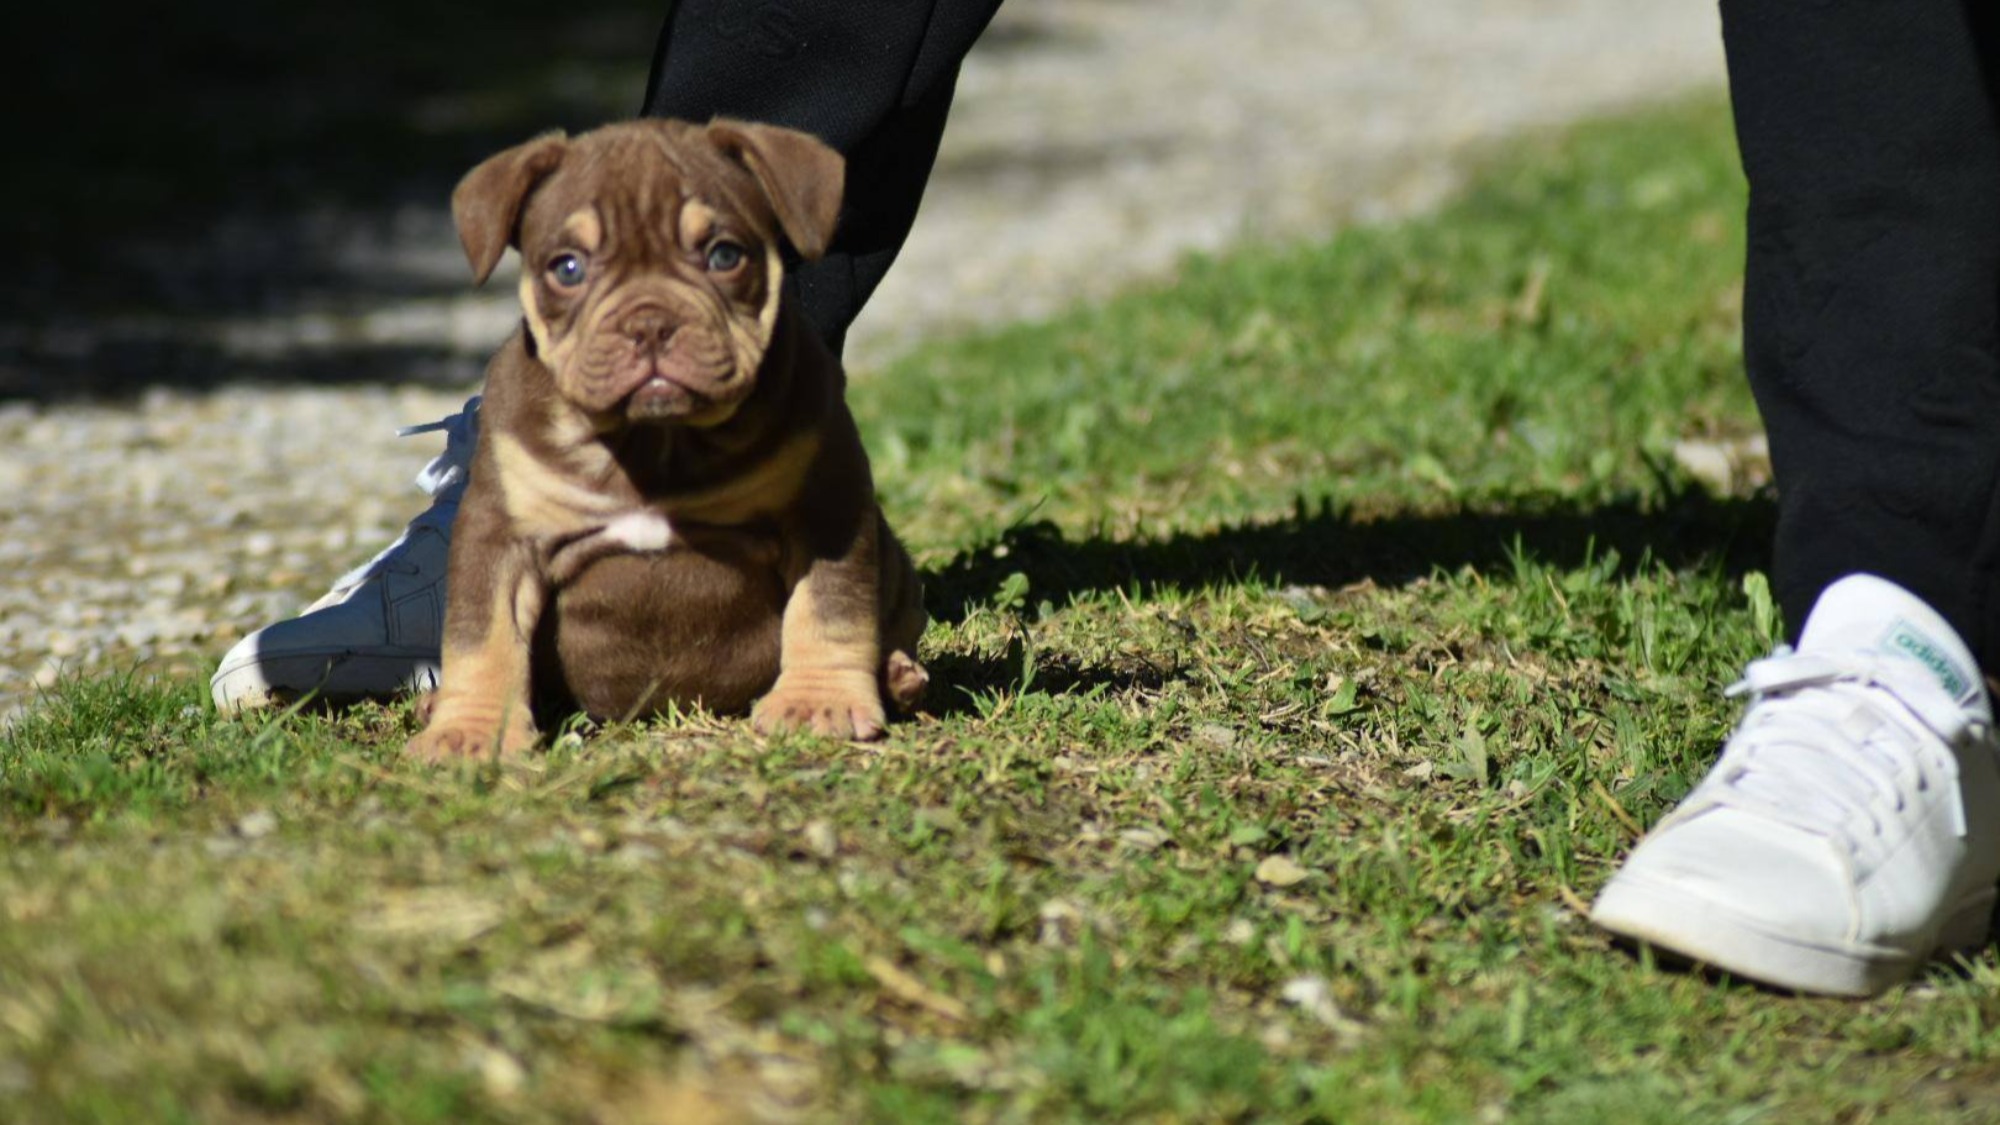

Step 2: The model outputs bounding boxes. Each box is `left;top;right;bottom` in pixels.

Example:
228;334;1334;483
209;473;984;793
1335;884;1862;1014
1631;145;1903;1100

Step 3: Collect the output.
706;119;845;261
452;131;569;284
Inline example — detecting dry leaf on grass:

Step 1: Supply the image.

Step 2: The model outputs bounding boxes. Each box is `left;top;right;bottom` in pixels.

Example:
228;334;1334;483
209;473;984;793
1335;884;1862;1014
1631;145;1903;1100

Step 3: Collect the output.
866;956;969;1022
1255;855;1313;887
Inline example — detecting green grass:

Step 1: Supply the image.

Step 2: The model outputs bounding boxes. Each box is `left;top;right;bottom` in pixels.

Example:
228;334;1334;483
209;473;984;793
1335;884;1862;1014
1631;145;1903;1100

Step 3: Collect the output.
11;98;2000;1122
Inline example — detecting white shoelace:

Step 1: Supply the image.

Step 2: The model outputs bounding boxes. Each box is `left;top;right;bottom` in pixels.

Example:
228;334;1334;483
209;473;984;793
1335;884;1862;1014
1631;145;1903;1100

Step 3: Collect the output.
398;395;482;500
318;396;483;599
1698;645;1977;859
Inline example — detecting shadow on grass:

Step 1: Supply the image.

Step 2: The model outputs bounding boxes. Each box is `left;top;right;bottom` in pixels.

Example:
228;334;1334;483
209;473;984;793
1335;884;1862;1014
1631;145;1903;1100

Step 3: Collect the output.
918;646;1184;720
922;489;1777;624
895;487;1773;716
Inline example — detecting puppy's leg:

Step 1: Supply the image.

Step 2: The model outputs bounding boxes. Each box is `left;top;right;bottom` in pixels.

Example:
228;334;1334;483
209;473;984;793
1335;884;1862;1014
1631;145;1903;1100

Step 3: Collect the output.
406;498;546;762
753;491;895;740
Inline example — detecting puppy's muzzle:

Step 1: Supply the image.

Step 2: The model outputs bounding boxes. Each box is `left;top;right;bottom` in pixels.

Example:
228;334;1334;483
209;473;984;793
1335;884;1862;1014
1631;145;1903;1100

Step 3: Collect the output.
572;303;688;407
617;306;680;353
613;307;694;413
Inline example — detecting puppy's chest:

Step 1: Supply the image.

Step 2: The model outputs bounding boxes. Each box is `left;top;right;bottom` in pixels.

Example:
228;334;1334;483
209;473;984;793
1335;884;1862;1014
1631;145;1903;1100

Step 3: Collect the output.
502;470;780;586
494;432;790;582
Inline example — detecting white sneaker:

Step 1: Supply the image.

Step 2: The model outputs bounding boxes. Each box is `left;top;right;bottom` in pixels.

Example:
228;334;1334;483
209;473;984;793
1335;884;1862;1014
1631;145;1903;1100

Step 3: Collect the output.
210;397;482;712
1591;573;2000;996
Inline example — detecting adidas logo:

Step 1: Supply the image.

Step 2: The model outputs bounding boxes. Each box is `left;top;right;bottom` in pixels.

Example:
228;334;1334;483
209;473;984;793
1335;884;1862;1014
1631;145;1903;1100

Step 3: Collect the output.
1883;620;1972;700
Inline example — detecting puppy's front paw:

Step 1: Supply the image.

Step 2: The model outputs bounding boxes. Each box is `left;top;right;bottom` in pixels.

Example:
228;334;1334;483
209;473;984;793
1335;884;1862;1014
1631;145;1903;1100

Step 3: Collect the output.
405;718;539;763
752;670;888;740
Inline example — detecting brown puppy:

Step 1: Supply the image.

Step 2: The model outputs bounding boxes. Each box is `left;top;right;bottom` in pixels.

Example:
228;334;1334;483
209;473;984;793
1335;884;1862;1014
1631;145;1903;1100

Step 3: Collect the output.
406;118;927;762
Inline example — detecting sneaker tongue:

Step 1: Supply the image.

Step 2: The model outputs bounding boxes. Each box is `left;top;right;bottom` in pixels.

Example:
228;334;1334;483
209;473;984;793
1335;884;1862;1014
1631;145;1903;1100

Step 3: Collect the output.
1796;574;1987;715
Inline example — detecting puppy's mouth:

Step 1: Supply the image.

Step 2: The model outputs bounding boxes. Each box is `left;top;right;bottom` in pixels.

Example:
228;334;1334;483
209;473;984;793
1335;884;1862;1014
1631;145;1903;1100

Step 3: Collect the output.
624;372;708;419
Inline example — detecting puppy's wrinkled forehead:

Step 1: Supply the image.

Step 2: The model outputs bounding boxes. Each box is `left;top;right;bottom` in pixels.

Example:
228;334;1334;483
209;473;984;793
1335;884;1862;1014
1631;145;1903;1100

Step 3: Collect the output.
520;126;776;262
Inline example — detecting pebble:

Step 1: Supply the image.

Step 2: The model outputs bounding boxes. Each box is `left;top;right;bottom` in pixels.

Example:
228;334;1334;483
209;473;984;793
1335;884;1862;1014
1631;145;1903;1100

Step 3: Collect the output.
236;810;279;839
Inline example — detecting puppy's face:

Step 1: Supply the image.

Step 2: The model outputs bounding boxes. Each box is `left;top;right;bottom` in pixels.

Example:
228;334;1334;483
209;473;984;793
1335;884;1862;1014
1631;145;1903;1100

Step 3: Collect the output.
452;119;844;429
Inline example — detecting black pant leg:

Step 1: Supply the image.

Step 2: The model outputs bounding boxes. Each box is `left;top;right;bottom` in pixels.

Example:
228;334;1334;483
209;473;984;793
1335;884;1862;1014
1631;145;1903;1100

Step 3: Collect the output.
1723;1;2000;662
640;0;1003;355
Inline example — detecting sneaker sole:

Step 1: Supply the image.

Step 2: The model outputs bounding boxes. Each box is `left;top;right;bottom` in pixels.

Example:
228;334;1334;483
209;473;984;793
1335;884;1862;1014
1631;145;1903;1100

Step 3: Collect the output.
1591;873;1995;998
212;649;441;712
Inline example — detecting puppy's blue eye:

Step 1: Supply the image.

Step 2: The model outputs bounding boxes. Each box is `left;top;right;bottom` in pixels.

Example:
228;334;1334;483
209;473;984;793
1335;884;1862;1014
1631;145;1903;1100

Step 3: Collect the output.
705;241;746;272
548;254;588;287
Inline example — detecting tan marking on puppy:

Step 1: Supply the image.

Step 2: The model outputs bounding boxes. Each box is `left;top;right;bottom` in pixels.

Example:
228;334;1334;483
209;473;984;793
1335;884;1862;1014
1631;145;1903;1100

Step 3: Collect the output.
541;306;587;381
562;207;603;253
662;430;823;525
494;432;623;532
752;575;885;741
519;272;555;359
757;244;784;336
679;200;720;251
532;397;630;482
513;211;601;379
542;395;603;448
722;244;786;375
777;579;875;661
409;568;545;761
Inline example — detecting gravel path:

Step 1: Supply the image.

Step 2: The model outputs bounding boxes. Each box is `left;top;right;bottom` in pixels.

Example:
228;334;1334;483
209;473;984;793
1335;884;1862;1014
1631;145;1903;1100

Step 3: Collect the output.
1;0;1723;716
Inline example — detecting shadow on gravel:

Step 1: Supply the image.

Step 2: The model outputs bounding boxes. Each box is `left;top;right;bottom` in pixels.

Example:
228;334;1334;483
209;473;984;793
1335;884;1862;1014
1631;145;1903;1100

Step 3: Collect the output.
5;2;1087;405
5;0;663;402
0;342;491;402
923;490;1778;625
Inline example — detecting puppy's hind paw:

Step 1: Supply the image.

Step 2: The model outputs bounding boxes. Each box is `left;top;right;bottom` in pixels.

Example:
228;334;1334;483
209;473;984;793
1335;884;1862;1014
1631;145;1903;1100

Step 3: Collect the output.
883;650;929;713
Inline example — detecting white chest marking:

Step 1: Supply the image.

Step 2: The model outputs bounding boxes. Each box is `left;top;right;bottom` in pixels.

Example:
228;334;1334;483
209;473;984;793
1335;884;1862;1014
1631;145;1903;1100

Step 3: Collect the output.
599;511;674;553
